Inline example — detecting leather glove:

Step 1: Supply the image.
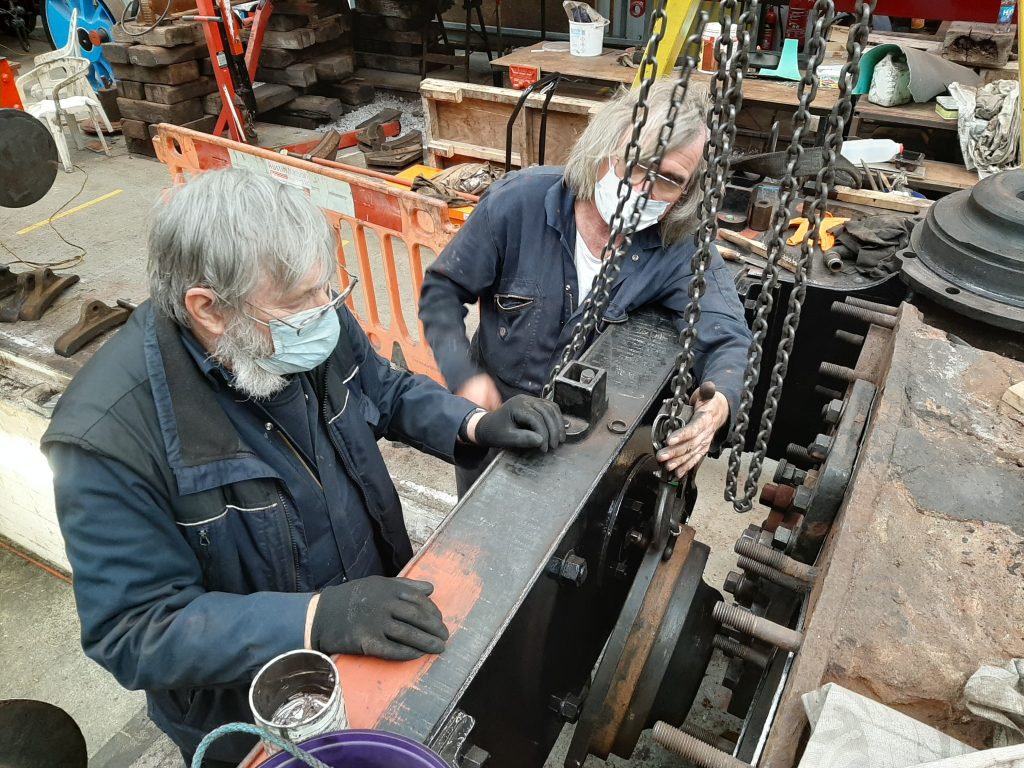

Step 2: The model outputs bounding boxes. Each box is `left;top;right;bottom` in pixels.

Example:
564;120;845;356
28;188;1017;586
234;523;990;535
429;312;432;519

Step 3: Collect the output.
474;394;566;452
310;576;449;661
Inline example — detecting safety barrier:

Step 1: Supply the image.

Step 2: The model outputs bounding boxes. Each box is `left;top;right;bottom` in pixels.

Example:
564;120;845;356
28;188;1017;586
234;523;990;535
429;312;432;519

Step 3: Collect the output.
152;124;464;383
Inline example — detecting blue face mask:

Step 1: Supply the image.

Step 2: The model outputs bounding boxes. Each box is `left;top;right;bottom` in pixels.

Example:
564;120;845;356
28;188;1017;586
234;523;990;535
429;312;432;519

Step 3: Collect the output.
255;304;341;376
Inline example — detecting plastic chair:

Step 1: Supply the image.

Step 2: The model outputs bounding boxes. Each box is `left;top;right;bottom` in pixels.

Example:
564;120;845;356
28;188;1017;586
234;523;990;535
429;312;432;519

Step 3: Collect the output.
33;8;82;66
15;56;112;173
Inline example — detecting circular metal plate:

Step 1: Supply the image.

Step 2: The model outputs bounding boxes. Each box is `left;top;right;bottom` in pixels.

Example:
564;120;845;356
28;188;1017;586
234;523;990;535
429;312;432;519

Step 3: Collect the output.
43;0;123;89
0;110;59;208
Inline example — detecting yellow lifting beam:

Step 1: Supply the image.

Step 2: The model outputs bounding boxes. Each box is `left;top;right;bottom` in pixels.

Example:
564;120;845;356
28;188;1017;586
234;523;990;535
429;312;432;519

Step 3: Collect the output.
632;0;706;88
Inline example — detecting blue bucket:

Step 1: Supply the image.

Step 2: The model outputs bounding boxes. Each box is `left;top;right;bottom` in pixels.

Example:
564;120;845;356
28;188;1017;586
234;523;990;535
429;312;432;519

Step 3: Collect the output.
260;730;448;768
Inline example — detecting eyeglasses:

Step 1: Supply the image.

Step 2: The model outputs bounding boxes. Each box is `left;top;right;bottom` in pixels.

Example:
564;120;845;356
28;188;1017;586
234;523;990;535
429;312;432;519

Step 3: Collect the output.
244;269;359;336
623;160;691;200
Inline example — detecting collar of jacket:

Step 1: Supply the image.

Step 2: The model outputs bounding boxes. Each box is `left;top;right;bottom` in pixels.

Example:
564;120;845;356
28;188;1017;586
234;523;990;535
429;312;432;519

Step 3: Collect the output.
543;177;664;324
142;306;284;497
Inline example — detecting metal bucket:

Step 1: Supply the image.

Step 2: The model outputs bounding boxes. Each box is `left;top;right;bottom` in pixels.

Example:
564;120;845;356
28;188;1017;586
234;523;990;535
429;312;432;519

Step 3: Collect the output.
260;730;449;768
249;650;348;755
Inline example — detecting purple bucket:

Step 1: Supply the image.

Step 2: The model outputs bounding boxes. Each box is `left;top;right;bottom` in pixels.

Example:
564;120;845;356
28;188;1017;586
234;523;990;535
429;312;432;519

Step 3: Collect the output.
260;730;449;768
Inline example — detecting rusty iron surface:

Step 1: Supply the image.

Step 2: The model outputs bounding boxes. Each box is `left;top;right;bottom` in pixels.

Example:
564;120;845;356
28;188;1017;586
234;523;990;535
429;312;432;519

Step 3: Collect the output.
761;305;1024;768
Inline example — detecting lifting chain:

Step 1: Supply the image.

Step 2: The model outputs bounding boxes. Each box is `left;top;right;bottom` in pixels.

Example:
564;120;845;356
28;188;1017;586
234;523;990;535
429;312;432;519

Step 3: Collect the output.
653;0;760;452
543;0;699;396
723;0;876;511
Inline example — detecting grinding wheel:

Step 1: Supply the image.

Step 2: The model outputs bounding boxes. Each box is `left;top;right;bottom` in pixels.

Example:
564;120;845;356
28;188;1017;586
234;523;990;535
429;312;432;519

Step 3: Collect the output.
0;110;59;208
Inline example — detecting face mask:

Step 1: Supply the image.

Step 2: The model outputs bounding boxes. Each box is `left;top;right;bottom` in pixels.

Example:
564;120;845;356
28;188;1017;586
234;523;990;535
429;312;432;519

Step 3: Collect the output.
255;304;341;376
593;160;670;231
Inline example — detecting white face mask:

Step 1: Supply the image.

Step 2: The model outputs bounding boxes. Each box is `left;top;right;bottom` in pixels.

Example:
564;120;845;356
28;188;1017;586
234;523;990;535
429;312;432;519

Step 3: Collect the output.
593;160;670;231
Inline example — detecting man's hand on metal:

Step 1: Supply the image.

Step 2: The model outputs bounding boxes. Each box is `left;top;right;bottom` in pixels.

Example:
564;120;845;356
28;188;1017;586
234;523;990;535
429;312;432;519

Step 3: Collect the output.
456;373;503;411
309;576;450;661
656;385;730;479
468;395;566;452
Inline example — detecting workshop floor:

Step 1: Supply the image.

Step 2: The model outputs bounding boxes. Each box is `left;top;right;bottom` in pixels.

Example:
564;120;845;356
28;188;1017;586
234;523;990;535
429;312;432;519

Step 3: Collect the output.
1;33;771;766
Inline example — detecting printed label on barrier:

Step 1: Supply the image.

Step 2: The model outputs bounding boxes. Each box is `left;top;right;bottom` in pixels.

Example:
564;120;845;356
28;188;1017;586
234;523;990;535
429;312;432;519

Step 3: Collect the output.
228;149;356;218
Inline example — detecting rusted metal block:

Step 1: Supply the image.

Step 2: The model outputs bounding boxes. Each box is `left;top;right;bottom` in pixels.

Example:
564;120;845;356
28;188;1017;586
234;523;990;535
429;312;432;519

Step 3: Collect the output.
54;300;133;357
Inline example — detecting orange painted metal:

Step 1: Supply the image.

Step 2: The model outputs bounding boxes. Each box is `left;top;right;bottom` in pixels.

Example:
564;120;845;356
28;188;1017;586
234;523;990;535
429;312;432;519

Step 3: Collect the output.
1;58;24;110
153;123;462;382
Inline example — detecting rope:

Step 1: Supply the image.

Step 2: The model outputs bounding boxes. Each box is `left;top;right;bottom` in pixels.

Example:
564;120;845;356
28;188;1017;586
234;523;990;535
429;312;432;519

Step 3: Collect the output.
190;722;332;768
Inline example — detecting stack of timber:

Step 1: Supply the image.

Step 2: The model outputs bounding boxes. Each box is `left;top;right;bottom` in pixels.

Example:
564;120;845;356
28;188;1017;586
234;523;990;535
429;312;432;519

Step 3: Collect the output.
103;21;216;157
351;0;449;92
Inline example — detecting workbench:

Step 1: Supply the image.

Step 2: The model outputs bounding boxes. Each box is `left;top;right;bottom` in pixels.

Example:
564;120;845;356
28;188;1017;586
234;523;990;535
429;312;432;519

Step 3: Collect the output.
849;98;959;137
489;45;841;112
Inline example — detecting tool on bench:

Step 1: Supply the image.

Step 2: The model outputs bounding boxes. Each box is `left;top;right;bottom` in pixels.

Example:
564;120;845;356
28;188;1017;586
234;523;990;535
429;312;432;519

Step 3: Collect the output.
54;299;135;357
0;268;80;323
786;213;848;252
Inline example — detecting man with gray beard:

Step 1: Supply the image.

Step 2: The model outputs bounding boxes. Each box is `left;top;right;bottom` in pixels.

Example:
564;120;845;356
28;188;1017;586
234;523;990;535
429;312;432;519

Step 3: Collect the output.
419;80;752;495
40;169;565;766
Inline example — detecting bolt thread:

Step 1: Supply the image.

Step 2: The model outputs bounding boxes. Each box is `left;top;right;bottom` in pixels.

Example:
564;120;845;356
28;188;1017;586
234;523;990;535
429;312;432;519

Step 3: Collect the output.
814;385;845;400
713;602;803;652
713;634;770;668
819;361;858;382
844;296;899;316
680;724;737;756
786;443;814;464
735;538;818;582
737;556;811;593
834;329;865;346
653;722;751;768
831;300;898;329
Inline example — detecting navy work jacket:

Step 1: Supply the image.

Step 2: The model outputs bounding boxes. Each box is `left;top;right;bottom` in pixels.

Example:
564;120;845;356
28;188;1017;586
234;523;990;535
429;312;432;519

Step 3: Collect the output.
419;166;752;423
40;302;478;762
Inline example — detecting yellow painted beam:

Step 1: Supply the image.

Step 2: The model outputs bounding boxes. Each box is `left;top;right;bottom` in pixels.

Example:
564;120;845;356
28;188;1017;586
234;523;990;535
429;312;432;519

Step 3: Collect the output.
632;0;705;88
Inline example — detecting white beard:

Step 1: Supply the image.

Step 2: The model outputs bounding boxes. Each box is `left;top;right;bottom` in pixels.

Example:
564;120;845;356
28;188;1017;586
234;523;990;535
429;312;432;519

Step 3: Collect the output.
211;314;289;400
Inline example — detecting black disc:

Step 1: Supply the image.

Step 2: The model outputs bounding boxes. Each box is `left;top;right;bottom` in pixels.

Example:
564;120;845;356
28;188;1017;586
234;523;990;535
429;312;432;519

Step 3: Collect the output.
0;699;88;768
0;109;60;208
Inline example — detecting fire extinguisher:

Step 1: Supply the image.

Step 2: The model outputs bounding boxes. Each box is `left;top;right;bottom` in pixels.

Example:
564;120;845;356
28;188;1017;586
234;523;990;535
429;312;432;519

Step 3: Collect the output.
785;0;813;47
760;5;777;50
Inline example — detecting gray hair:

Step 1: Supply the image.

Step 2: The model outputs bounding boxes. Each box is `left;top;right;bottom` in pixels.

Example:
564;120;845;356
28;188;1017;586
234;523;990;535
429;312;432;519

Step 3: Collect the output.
148;168;337;326
564;79;710;246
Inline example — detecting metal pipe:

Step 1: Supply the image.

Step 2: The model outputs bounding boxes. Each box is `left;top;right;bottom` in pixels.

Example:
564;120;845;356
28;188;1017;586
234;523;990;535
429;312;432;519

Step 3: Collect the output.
844;296;899;316
712;634;770;668
713;602;803;652
830;300;897;329
819;361;858;383
824;251;843;272
834;329;865;346
736;556;811;593
734;538;818;582
653;722;752;768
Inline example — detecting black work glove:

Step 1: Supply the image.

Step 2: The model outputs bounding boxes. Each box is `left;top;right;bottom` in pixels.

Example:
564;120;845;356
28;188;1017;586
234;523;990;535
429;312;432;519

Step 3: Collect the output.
473;394;566;452
310;576;449;661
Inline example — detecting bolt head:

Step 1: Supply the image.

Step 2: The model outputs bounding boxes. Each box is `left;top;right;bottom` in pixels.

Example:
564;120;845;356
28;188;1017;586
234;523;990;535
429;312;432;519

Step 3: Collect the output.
808;433;834;461
824;399;844;426
792;485;814;512
724;571;742;594
773;526;794;548
562;554;588;585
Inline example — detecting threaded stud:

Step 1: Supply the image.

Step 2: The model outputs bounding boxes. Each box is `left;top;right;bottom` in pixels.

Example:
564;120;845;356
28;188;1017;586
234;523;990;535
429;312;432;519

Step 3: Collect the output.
737;556;811;592
831;300;897;329
713;602;803;652
735;538;818;582
819;361;859;382
844;296;899;316
713;634;771;668
834;329;865;346
653;721;751;768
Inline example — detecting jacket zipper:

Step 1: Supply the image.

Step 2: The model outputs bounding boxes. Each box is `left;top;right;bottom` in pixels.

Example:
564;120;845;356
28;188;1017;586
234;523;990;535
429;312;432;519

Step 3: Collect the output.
275;487;300;592
198;528;213;585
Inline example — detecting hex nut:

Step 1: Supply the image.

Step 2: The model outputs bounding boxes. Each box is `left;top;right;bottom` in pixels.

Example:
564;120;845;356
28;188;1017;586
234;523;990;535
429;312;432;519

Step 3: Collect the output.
773;526;794;549
808;433;835;461
823;399;844;426
791;485;814;512
724;571;742;594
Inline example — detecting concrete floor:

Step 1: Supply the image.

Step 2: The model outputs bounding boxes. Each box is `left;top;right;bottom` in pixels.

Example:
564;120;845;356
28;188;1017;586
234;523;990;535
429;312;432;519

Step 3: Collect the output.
1;30;772;767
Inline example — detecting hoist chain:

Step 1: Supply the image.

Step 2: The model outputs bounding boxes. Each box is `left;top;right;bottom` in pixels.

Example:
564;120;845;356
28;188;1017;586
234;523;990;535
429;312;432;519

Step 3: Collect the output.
542;0;698;396
723;0;875;511
653;0;760;451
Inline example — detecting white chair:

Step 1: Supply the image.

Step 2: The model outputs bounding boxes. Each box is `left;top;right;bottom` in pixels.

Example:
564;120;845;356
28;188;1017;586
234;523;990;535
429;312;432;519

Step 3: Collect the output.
15;56;113;173
33;8;82;66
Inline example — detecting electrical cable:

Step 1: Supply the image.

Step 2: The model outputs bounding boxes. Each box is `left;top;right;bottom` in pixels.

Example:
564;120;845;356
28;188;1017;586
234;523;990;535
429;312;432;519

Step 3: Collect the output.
119;0;174;37
1;165;90;271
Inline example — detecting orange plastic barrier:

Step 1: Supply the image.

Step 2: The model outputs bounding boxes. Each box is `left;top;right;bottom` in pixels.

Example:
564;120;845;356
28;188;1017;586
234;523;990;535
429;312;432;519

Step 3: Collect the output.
152;123;465;383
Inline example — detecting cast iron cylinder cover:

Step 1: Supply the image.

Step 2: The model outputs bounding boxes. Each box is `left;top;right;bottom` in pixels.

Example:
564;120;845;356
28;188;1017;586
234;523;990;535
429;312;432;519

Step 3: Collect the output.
901;169;1024;331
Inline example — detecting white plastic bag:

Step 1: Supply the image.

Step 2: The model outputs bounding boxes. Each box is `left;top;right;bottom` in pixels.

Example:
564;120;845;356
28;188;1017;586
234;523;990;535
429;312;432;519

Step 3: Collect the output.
868;53;912;107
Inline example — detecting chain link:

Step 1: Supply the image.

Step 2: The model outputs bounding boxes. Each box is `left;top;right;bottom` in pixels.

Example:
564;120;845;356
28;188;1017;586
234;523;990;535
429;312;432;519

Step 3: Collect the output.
654;0;760;450
723;0;875;511
542;1;699;396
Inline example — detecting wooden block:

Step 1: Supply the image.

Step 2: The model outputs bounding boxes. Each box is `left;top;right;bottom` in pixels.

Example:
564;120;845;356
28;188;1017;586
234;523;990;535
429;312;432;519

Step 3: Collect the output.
271;0;343;16
383;16;428;31
256;62;318;87
200;57;215;76
116;79;146;100
126;136;158;157
128;42;208;67
144;76;217;104
352;66;420;93
266;13;307;31
833;185;933;214
1002;381;1024;415
100;41;133;64
307;51;354;81
148;114;217;137
356;22;427;45
262;26;317;50
204;82;297;114
355;37;421;58
353;0;430;20
310;14;350;43
316;78;374;105
941;22;1016;69
110;60;200;85
355;51;422;75
262;110;322;130
121;118;151;141
111;21;202;47
259;46;299;68
116;96;204;123
278;94;346;120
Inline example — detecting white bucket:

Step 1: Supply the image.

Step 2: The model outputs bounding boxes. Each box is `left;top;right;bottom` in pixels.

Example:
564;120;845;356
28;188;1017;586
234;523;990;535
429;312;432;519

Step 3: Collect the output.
568;19;608;57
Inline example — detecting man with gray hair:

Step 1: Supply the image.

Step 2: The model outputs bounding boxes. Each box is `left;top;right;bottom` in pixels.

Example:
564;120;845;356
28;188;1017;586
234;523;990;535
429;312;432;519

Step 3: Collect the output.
41;169;564;766
419;80;752;494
